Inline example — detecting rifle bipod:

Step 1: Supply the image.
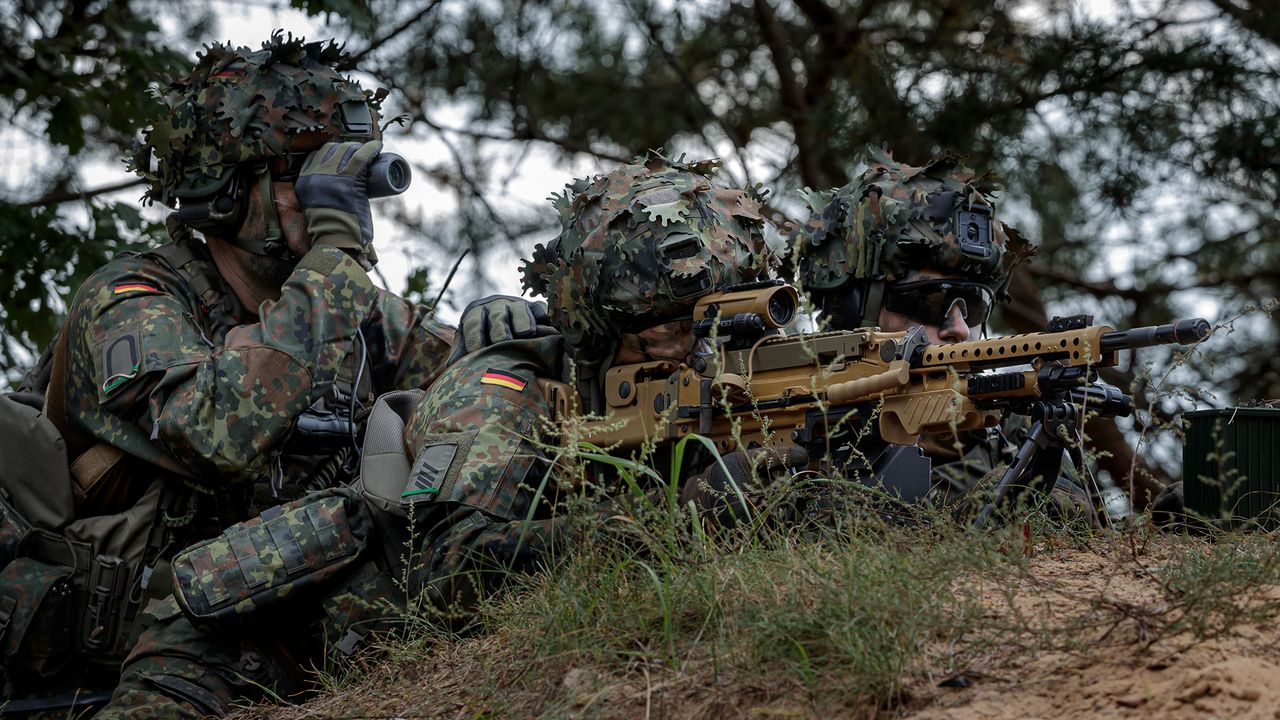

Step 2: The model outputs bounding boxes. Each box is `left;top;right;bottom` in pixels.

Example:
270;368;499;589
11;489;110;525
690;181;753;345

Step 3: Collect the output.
970;383;1129;529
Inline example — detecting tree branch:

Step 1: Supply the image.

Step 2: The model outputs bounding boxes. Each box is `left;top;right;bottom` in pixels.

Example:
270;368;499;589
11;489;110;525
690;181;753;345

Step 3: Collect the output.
350;0;446;64
18;177;146;208
417;113;520;246
753;0;824;189
620;0;755;185
426;118;629;163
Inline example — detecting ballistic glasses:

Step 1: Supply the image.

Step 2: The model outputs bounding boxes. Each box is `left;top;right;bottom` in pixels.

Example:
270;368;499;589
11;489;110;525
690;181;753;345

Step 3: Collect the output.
882;279;995;329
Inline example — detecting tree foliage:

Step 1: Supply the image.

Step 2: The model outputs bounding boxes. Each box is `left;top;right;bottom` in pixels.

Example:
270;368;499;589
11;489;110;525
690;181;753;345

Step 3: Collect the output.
343;0;1277;491
0;0;215;370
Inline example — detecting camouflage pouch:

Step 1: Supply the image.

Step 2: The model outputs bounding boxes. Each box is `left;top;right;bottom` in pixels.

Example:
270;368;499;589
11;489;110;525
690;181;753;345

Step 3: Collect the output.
0;491;32;568
0;557;75;678
171;486;373;625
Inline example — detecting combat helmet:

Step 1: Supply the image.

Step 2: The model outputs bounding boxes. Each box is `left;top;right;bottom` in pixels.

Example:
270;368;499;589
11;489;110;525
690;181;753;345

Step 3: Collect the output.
130;31;387;258
794;147;1034;330
521;154;777;357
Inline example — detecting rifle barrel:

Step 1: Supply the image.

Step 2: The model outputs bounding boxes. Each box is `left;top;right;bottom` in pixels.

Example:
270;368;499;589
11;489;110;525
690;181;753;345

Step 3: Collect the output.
1099;318;1209;352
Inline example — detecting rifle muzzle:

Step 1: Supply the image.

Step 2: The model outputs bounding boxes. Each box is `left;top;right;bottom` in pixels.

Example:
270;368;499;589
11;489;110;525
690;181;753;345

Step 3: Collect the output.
1100;317;1210;352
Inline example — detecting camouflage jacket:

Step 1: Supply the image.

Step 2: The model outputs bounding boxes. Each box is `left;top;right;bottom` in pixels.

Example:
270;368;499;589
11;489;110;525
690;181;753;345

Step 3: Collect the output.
57;235;454;513
400;330;579;611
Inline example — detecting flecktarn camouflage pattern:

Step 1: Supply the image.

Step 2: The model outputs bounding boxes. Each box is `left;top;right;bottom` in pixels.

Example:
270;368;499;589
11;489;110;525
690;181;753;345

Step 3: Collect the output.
795;146;1034;296
171;487;372;623
63;237;451;488
521;153;777;354
131;30;386;204
97;156;786;718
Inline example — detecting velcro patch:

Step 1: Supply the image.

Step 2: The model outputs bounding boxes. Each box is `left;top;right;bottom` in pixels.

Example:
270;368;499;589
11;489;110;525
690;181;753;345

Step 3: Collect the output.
101;334;141;395
480;369;527;392
401;443;459;505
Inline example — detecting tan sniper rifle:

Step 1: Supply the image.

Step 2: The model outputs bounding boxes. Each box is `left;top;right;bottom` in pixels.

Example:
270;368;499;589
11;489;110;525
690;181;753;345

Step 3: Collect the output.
540;280;1209;516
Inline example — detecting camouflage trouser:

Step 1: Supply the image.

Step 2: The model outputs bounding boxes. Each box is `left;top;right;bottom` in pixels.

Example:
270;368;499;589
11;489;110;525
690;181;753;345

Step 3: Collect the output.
97;559;404;718
95;597;306;719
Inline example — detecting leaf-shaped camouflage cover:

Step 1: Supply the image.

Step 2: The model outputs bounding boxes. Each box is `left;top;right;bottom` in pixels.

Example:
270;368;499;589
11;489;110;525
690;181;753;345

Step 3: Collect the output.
131;31;387;205
522;153;778;353
794;147;1034;294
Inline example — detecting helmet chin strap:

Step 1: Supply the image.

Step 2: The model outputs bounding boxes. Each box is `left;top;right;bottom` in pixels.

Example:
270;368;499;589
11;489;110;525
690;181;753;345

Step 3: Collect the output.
252;163;291;259
860;279;885;329
226;163;291;260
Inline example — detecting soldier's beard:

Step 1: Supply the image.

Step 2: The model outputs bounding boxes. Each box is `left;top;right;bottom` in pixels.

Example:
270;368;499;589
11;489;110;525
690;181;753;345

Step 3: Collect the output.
247;251;300;287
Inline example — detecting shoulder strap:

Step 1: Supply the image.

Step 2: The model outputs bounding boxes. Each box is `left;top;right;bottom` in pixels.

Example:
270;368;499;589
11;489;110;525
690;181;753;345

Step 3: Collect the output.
43;324;91;459
147;237;241;333
42;324;129;507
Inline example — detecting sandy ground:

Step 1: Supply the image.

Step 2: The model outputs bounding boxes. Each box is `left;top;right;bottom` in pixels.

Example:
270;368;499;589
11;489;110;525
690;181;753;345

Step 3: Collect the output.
249;535;1280;720
907;542;1280;720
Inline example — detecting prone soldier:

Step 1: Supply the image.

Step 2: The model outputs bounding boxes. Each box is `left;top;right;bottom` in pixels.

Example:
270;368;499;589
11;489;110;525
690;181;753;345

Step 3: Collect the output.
792;148;1095;517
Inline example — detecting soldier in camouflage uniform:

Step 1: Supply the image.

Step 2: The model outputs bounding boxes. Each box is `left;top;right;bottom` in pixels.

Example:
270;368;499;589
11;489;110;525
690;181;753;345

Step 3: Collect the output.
0;33;540;709
95;154;777;717
792;148;1094;517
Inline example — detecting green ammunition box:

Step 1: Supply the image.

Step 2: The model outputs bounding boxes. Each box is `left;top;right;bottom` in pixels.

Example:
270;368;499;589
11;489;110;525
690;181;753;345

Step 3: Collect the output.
1182;408;1280;528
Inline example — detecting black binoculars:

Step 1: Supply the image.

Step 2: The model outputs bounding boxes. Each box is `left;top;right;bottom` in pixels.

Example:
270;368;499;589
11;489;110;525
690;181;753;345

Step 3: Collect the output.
367;152;412;198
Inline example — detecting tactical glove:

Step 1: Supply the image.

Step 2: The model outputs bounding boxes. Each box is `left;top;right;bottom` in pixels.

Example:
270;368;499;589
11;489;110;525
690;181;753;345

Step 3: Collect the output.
449;295;552;364
295;140;383;256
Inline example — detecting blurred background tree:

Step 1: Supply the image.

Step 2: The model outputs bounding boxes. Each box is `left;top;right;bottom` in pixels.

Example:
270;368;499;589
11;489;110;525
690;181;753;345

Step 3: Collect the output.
0;1;212;369
1;0;1275;501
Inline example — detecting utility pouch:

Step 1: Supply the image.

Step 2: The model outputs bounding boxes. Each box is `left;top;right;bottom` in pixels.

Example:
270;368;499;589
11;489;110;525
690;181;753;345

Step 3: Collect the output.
81;554;132;655
171;486;372;626
0;557;74;678
0;491;32;568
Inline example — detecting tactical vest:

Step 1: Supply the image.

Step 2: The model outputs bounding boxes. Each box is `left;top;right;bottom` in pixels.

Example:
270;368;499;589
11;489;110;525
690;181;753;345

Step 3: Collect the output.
0;236;373;704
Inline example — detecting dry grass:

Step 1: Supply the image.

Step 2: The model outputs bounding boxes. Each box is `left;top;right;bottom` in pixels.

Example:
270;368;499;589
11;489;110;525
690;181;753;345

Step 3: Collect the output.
233;513;1280;720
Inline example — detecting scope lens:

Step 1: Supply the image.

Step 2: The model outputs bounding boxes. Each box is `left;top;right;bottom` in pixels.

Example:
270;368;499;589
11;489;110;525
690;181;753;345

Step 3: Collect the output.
768;289;796;326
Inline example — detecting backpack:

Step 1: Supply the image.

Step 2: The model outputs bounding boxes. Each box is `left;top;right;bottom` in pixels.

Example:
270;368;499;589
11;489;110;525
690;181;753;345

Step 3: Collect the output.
0;389;175;707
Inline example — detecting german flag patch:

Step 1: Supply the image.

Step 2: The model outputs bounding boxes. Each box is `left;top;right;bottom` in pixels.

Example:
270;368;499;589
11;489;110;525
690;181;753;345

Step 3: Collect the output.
113;282;160;296
479;369;527;392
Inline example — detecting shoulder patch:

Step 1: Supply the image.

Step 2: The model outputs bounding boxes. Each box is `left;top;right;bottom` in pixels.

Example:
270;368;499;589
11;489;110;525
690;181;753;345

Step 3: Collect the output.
100;334;141;396
401;431;475;507
479;368;527;392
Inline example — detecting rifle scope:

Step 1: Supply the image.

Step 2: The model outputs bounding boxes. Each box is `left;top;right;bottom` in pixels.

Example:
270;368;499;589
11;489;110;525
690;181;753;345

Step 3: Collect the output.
1099;317;1210;352
367;152;412;198
693;282;799;330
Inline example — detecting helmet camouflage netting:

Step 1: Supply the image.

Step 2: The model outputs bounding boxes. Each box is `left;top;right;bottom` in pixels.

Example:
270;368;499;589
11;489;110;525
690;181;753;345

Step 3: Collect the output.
130;30;387;205
794;147;1034;297
521;153;778;353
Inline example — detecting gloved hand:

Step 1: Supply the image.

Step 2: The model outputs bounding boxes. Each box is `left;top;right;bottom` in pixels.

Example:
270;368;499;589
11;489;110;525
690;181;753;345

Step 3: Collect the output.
295;140;383;255
448;295;551;364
